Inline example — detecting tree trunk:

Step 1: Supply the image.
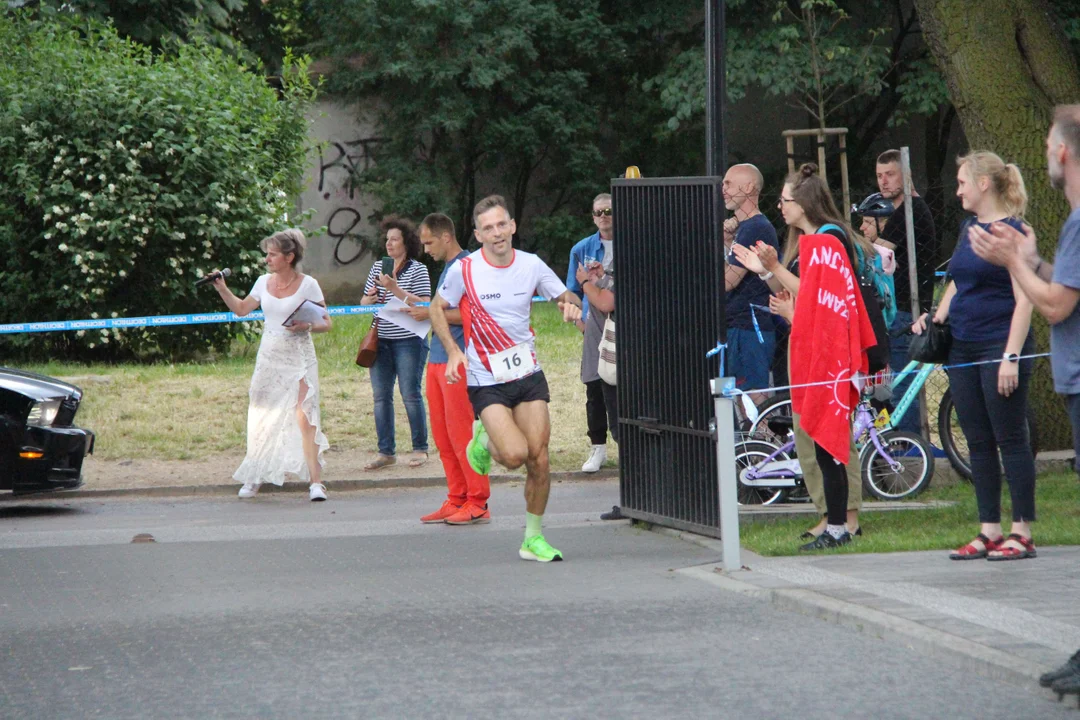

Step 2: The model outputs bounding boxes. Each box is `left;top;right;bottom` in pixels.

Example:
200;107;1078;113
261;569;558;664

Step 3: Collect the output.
914;0;1080;449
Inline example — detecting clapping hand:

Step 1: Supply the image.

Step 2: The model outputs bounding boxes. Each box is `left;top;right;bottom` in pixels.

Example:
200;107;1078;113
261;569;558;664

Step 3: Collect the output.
755;241;779;271
769;290;794;322
731;243;766;274
969;221;1038;270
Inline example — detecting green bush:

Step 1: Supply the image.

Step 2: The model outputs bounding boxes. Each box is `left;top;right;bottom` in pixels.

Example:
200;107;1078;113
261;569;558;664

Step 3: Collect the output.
0;13;315;360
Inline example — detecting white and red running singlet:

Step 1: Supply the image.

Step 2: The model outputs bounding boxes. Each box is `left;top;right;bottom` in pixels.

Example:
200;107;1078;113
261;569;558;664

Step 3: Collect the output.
438;249;568;387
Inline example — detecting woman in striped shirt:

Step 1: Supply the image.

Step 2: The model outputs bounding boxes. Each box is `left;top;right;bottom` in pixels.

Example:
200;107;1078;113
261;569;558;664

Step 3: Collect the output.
361;216;432;469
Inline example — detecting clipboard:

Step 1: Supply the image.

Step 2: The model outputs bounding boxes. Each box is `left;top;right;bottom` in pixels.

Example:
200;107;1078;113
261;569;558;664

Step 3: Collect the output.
283;299;328;327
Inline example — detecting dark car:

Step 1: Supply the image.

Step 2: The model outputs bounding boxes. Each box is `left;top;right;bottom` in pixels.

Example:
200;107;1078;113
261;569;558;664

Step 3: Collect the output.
0;368;94;495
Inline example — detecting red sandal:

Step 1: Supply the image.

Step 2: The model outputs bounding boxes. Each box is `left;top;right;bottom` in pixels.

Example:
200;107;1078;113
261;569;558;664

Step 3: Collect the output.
949;533;1003;560
986;533;1037;561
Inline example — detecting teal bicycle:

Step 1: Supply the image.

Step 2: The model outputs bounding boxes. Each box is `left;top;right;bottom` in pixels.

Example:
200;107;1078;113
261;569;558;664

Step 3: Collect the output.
744;359;1038;484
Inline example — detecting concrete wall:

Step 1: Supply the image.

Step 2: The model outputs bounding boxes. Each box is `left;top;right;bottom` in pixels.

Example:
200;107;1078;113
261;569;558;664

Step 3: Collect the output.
295;100;383;304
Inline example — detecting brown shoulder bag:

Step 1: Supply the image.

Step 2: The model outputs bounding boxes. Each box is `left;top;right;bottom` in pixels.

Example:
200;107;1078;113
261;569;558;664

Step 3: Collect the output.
355;317;379;368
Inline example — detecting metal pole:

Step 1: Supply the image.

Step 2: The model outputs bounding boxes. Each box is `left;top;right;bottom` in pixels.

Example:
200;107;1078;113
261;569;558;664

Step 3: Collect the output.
705;0;726;177
900;147;930;440
712;377;741;571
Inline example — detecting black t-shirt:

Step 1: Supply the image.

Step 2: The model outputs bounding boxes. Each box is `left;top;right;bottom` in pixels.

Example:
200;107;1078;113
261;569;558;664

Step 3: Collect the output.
880;196;937;315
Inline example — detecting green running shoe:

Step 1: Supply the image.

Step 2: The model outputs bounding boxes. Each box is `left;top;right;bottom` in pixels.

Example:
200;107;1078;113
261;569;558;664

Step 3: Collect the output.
466;419;491;475
519;534;563;562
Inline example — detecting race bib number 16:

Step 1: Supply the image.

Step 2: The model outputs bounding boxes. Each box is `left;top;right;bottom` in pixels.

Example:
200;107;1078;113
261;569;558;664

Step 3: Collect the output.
490;342;537;383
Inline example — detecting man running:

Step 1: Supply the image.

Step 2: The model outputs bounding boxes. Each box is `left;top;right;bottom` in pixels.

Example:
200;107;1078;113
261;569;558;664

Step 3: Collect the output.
429;195;582;562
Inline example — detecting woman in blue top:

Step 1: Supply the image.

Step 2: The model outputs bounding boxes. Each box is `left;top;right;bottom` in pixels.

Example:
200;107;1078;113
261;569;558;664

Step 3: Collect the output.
912;151;1036;561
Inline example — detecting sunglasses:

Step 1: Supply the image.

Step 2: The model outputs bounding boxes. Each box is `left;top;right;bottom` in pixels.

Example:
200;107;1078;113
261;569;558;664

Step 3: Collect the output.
592;208;613;217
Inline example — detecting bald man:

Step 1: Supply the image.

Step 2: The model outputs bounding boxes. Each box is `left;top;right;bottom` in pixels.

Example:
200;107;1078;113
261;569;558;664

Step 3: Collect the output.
722;163;779;402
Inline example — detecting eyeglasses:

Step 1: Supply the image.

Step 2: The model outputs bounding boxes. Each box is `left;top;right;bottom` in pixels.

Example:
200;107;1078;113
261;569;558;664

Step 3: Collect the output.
777;197;797;205
592;208;613;217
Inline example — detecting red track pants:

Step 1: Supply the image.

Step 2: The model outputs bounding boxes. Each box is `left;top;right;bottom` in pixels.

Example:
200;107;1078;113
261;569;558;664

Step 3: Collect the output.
426;363;490;506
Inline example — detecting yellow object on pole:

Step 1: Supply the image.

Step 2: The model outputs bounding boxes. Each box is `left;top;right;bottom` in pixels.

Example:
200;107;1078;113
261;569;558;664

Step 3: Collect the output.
625;166;641;179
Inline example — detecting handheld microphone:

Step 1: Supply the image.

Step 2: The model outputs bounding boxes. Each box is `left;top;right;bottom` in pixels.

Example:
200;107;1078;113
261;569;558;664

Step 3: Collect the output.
194;268;231;288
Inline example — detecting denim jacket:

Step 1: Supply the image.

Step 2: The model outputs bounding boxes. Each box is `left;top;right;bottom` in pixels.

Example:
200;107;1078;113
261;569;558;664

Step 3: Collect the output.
566;231;606;321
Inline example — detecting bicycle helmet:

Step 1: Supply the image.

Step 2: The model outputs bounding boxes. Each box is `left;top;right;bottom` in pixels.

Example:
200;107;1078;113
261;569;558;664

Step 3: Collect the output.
853;192;894;218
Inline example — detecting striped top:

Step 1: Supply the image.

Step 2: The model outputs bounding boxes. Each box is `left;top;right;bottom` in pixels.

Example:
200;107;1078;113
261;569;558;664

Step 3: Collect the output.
364;259;432;340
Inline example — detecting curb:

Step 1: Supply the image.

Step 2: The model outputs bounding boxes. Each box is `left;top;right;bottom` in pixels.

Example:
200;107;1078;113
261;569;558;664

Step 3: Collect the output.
10;468;620;501
647;524;1049;688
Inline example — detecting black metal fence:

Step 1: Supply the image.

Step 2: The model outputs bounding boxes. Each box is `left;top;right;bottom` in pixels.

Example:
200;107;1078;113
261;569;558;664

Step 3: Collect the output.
612;177;726;537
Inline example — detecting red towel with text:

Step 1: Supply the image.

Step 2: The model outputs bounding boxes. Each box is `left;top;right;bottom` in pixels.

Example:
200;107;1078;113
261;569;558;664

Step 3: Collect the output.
789;234;877;463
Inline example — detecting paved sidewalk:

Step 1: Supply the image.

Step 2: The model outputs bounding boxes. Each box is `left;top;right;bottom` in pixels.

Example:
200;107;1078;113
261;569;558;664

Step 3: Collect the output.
672;530;1079;694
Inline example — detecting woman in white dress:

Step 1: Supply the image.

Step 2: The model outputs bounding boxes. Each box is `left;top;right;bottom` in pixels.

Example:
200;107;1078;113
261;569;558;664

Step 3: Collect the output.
212;229;332;501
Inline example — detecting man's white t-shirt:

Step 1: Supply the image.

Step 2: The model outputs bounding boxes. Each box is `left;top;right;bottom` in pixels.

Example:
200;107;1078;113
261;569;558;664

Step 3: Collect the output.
438;249;568;387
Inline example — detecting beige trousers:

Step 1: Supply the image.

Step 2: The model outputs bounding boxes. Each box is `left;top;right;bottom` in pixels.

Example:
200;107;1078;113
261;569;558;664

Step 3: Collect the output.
791;411;863;512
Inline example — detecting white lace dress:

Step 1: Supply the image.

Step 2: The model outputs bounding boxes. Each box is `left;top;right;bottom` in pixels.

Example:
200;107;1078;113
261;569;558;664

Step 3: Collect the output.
233;274;330;486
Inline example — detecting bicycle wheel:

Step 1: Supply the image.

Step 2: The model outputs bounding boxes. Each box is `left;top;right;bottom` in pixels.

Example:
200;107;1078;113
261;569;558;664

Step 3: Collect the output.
746;392;793;444
938;388;1039;484
733;440;791;506
861;430;934;500
937;388;972;481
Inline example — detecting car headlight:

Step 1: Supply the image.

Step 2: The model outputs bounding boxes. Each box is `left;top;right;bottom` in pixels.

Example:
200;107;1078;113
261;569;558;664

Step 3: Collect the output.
27;399;62;427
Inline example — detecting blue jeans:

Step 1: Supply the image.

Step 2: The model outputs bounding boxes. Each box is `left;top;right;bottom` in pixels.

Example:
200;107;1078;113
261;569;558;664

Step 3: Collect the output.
370;336;429;456
1067;394;1080;476
889;311;921;434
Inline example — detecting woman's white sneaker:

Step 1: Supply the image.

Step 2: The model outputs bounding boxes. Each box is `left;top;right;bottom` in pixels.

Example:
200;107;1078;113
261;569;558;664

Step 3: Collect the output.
309;483;328;502
238;482;260;499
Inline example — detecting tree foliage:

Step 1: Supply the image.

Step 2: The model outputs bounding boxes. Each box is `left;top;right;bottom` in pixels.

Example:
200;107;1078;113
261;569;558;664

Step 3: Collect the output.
0;13;316;360
5;0;315;69
308;0;702;263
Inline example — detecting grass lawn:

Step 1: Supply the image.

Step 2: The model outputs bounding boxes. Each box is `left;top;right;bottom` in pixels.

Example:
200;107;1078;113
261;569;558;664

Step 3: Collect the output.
20;302;612;472
741;471;1080;556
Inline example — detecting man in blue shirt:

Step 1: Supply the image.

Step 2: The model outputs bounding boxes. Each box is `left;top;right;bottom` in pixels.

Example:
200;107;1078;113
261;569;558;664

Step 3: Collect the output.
969;105;1080;696
722;164;779;402
412;213;491;525
566;193;615;473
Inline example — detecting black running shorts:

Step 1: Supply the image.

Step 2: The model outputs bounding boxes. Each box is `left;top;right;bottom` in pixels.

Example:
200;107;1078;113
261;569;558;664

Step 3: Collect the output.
467;371;551;416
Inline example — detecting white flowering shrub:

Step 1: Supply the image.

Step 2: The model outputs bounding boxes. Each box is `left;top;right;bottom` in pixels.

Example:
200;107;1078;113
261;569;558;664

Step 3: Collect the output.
0;14;316;359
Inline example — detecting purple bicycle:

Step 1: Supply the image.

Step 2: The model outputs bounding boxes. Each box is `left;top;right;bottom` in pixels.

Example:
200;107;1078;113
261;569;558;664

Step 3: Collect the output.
733;384;934;505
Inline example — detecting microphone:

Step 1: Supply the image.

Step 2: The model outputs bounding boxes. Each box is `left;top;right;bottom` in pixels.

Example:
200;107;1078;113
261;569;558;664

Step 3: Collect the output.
194;268;231;287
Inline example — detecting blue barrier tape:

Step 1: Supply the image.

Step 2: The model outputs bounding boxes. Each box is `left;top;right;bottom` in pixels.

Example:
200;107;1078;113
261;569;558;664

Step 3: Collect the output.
721;351;1052;398
0;297;547;335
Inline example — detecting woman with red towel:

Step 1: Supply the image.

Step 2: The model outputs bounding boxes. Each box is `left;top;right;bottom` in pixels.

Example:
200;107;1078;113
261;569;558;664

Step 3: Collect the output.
734;164;880;550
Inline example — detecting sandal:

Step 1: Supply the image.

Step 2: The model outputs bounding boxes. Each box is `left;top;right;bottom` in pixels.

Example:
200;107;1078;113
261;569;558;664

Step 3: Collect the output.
986;533;1037;561
364;454;396;471
407;451;429;468
949;533;1003;560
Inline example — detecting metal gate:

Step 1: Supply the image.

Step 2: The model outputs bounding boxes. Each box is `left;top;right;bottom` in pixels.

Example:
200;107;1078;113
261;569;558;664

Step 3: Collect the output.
612;177;726;537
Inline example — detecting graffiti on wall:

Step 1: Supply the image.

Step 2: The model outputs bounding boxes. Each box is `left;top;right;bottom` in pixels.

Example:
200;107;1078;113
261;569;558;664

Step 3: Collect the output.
317;137;381;266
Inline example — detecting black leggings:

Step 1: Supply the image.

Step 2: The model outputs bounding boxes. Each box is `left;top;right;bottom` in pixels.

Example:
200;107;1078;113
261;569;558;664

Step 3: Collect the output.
815;443;849;526
948;338;1036;523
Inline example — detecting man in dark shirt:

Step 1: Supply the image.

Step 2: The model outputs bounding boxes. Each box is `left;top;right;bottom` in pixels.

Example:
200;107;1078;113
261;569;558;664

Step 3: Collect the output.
875;149;938;434
723;163;779;403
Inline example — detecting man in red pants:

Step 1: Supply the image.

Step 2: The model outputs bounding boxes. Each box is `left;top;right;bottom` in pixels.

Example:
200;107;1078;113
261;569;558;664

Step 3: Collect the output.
411;213;491;524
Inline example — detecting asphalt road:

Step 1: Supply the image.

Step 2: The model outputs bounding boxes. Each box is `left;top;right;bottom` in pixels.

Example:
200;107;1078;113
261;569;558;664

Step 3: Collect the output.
0;481;1072;719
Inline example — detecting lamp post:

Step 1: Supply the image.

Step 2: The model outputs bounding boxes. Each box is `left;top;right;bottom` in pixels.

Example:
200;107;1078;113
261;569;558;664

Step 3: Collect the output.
705;0;726;177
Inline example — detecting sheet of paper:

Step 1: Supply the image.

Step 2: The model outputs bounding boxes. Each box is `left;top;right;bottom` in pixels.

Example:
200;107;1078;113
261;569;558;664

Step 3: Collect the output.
282;299;329;326
377;296;431;339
